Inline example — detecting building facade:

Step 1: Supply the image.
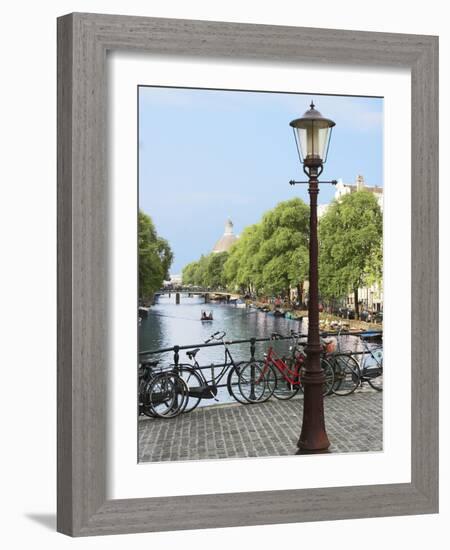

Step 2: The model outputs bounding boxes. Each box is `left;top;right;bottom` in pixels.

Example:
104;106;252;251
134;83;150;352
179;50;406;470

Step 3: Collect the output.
318;174;383;218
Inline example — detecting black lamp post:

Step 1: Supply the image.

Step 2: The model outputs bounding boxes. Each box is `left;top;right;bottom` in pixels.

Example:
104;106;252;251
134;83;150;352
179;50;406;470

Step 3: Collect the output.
289;102;336;454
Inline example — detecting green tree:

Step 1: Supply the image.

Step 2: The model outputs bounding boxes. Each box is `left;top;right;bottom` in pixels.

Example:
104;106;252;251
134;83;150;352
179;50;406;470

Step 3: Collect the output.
184;199;310;300
139;210;173;300
224;224;263;294
319;190;382;319
192;255;209;287
257;198;310;301
182;260;200;285
204;252;229;289
183;253;229;289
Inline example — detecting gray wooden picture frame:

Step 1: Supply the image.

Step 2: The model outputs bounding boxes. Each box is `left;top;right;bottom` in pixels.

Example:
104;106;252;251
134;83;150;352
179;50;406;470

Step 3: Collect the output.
57;12;438;537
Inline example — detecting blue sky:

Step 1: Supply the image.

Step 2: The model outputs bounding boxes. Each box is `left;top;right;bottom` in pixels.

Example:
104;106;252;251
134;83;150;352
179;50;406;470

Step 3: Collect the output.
139;87;383;274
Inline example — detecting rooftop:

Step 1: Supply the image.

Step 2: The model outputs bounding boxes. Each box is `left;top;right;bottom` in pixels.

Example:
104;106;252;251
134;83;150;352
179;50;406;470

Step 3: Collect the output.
212;219;238;253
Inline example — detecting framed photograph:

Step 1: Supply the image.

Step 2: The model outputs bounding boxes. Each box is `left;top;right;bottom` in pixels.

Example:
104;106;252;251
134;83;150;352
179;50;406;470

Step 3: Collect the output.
57;13;438;536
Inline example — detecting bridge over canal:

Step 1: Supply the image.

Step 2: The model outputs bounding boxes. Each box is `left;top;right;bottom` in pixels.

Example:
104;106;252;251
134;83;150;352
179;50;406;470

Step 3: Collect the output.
154;288;241;304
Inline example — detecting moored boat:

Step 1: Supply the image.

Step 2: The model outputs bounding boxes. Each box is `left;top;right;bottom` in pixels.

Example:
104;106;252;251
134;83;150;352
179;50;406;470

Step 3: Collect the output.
273;309;285;318
138;306;150;318
360;330;383;343
285;311;303;321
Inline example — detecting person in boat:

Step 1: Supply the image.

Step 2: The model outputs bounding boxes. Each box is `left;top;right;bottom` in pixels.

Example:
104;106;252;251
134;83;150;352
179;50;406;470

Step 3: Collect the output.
201;311;213;321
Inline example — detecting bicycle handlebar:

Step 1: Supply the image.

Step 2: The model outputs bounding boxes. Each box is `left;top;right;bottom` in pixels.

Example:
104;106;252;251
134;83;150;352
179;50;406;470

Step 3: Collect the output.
204;331;226;344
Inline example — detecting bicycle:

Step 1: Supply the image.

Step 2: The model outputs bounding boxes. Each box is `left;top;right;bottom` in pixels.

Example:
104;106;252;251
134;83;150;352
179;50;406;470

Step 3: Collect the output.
356;333;383;391
177;331;272;408
138;360;158;418
262;332;304;400
138;358;189;418
175;346;222;413
238;331;334;402
322;330;361;396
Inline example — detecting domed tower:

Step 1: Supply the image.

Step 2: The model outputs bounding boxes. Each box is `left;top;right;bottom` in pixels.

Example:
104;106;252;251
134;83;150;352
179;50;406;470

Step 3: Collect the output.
212;219;238;253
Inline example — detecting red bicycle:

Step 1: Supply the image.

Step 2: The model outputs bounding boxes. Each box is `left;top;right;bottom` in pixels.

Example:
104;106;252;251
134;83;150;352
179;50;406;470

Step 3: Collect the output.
237;332;335;402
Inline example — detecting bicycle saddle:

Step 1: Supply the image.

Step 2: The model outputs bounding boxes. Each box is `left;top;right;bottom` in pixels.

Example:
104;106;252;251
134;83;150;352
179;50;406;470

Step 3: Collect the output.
141;359;160;368
186;348;200;360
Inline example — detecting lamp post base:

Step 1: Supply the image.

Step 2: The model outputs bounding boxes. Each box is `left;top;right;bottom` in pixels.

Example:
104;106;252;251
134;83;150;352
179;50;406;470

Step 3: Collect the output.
297;353;330;454
296;447;330;455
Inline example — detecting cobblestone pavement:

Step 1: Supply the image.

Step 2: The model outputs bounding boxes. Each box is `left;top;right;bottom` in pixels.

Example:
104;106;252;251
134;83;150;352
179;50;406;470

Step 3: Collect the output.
138;390;382;462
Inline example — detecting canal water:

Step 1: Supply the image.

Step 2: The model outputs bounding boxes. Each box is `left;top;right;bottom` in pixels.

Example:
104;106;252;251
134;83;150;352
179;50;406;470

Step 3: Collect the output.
139;293;378;405
140;294;305;358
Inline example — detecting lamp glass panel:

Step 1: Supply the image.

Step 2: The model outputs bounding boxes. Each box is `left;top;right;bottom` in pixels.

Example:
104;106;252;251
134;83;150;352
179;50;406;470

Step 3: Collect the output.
295;120;331;160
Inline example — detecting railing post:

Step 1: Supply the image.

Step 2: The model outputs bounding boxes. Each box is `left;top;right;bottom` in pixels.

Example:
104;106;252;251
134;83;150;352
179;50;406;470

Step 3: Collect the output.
250;338;256;360
249;338;256;401
172;345;180;409
173;345;179;372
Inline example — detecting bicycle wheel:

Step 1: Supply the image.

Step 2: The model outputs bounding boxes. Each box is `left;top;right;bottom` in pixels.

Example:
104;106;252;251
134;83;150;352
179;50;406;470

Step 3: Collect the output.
139;378;156;418
367;373;383;391
272;360;301;400
298;358;335;397
237;361;276;403
176;365;204;413
227;362;252;404
366;348;383;392
332;354;360;396
146;372;188;418
322;358;335;396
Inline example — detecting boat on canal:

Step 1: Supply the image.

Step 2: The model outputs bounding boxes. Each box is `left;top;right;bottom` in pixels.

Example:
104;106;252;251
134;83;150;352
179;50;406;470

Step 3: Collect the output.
201;311;214;321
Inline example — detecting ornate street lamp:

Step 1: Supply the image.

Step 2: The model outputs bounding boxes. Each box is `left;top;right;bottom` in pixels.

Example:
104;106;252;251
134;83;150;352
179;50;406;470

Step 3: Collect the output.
289;102;336;454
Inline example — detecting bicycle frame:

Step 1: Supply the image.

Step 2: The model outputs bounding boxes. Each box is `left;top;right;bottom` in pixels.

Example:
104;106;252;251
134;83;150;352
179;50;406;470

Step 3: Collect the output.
358;337;383;377
262;346;304;385
182;334;245;401
185;345;235;387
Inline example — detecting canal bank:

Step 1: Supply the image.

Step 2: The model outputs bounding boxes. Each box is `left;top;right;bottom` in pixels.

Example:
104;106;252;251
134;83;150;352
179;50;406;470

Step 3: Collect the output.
247;300;382;332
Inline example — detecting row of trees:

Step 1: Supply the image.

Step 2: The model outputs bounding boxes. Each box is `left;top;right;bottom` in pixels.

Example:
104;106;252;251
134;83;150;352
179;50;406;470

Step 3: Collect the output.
181;191;382;316
182;252;229;289
181;198;309;299
224;198;310;301
139;210;173;301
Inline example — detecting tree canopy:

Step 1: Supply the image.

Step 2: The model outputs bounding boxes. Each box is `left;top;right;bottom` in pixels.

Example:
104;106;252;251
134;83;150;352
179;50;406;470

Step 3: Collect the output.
318;190;382;316
139;210;173;300
223;224;263;294
257;198;309;298
180;192;382;313
182;198;310;300
181;252;229;289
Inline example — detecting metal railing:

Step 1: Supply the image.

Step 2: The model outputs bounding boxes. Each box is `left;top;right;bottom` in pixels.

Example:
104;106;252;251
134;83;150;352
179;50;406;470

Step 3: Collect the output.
139;330;382;367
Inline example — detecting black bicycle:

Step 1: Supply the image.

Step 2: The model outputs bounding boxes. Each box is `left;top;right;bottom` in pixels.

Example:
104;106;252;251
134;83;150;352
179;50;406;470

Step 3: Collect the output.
139;359;189;418
177;331;270;409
